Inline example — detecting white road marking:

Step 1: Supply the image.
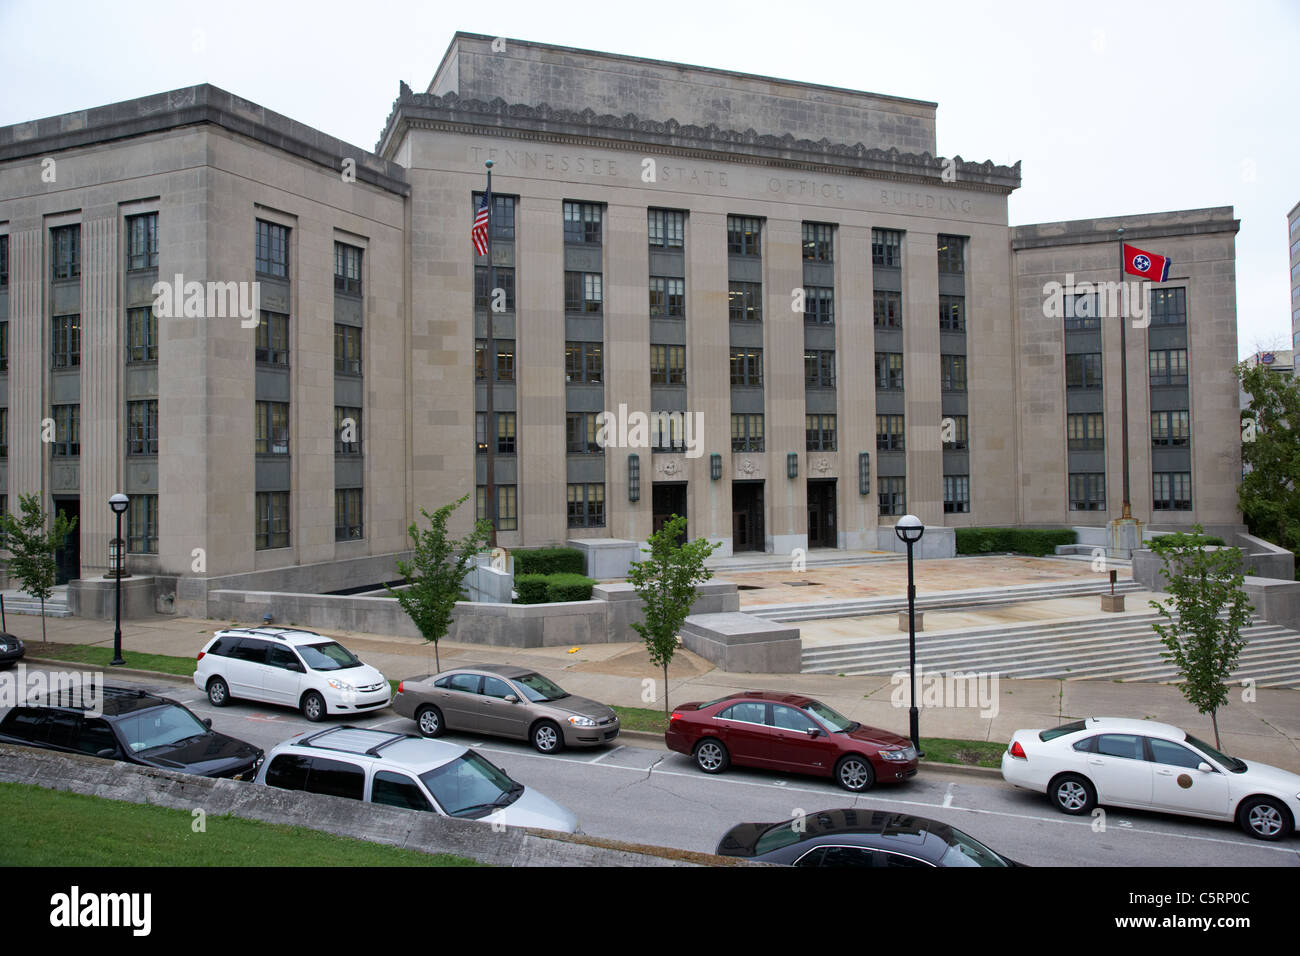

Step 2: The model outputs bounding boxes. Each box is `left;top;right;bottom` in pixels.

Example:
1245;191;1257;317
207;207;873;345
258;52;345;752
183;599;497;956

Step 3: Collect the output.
942;782;955;808
589;745;625;765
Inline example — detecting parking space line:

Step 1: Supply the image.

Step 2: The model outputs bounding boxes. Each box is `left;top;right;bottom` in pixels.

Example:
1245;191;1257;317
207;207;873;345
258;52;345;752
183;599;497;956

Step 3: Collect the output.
589;745;625;765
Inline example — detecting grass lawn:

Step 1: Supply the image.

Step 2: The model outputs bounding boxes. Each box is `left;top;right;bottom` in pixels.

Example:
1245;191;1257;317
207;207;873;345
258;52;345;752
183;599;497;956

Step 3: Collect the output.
31;643;196;678
0;782;482;866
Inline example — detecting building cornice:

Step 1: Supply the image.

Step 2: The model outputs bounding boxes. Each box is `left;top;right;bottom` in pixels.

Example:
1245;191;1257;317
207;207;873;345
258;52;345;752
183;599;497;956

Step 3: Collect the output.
377;84;1021;194
1011;209;1239;250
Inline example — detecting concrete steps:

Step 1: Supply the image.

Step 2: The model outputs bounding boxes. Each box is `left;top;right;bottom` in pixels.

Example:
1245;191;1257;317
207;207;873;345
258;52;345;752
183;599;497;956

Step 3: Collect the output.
0;596;73;618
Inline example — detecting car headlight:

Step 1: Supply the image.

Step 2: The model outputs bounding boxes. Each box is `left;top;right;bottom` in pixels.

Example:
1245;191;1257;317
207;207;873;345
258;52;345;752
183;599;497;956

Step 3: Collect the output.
567;715;597;727
880;747;916;762
327;679;355;692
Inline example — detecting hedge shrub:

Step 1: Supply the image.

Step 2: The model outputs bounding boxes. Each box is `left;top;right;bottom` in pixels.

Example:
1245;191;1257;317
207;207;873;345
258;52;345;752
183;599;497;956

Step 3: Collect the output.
1149;533;1226;548
512;547;585;576
513;572;596;604
955;527;1077;557
513;574;551;605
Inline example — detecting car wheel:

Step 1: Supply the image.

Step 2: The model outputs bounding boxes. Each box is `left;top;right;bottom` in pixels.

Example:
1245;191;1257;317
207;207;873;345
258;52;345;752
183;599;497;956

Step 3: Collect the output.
207;677;232;707
301;691;327;723
532;720;563;754
1049;773;1097;815
836;754;876;792
416;705;444;738
694;738;729;774
1238;796;1293;841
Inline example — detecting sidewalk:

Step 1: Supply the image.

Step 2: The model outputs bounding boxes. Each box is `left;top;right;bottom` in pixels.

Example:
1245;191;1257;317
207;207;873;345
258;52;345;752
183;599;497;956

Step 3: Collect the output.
6;609;1299;770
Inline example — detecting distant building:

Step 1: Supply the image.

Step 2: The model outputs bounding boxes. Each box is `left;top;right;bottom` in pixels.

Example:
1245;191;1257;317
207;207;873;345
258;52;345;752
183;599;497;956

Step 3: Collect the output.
1290;200;1300;351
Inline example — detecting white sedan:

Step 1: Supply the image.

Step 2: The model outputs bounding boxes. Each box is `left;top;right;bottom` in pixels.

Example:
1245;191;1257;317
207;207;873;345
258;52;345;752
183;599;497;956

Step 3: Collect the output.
1001;717;1300;841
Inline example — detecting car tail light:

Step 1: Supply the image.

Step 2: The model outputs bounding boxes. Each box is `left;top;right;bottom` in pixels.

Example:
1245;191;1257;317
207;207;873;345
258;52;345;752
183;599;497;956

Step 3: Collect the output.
669;712;681;722
196;651;205;662
397;681;404;695
1009;740;1027;760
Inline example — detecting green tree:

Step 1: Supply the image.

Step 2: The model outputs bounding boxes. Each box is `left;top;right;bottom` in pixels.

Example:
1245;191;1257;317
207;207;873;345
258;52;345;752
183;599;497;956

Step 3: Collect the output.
386;495;491;672
1148;526;1254;748
0;493;77;645
1237;360;1300;567
627;514;720;718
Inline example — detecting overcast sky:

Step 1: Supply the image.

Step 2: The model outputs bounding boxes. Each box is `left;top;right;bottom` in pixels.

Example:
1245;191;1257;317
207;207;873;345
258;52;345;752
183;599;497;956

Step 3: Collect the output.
3;0;1295;357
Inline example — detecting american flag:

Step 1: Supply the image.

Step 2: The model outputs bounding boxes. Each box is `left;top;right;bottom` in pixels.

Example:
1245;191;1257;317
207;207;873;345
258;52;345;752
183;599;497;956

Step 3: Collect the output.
471;194;491;256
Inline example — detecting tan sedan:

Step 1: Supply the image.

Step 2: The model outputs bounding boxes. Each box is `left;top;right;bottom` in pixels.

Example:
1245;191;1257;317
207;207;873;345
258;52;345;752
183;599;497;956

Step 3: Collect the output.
393;665;620;754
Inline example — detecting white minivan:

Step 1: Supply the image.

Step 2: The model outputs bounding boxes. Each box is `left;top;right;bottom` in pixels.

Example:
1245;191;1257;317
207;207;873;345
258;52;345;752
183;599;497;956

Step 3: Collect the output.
194;627;390;721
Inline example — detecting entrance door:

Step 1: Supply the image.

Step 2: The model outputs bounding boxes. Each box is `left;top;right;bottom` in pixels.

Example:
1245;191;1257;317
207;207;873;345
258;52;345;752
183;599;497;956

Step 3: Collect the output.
53;497;80;585
731;482;765;552
652;484;688;543
807;479;837;548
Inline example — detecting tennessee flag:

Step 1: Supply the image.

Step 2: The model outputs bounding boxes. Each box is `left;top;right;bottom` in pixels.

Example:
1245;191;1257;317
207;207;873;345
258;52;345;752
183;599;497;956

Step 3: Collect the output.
1123;243;1171;282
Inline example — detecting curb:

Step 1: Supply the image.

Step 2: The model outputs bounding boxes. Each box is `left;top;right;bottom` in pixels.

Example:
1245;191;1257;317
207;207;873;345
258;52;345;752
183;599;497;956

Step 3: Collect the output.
21;657;194;685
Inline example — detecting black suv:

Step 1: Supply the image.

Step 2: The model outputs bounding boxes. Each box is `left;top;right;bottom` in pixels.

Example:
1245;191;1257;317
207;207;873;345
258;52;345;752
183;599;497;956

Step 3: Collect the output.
0;686;263;780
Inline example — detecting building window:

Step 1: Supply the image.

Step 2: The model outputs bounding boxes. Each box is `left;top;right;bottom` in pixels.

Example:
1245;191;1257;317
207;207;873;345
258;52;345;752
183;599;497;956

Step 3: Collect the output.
256;491;290;550
476;485;518;532
255;220;289;277
51;314;80;368
876;414;905;452
871;229;902;267
472;193;516;240
51;225;80;280
944;475;970;514
939;294;965;332
806;414;837;451
1064;293;1101;331
873;290;902;329
1153;472;1192;511
127;400;158;455
1066;353;1103;389
731;414;764;453
566;413;603;454
943;415;968;450
127;495;158;554
0;320;8;372
567;482;605;528
805;349;835;388
127;308;157;363
651;413;686;453
651;345;687;385
1151;410;1191;447
937;234;965;274
334;324;362;375
1150;288;1186;326
0;408;7;458
804;287;834;325
126;213;159;271
879;477;905;516
565;342;603;384
649;277;685;317
730;348;763;387
876;352;904;390
474;266;516;312
1067;413;1105;451
941;354;967;391
335;489;364;541
334;243;362;295
648;209;684;248
256;311;290;366
1069;473;1106;511
255;401;290;455
0;234;7;288
563;201;603;244
564;272;603;313
476;339;515;382
802;222;833;262
495;412;516;455
51;404;79;457
335;406;362;455
1149;348;1189;386
727;216;762;256
728;282;762;322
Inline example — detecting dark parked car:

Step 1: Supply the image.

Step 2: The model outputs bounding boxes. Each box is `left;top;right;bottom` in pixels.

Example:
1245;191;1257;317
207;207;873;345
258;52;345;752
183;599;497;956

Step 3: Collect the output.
665;691;918;791
0;686;263;779
717;809;1023;867
0;633;23;669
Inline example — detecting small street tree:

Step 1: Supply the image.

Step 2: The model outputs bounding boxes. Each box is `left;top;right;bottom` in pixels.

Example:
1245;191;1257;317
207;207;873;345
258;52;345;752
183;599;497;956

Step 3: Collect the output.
1237;360;1300;566
0;493;77;645
1148;526;1254;748
627;514;720;718
386;495;491;672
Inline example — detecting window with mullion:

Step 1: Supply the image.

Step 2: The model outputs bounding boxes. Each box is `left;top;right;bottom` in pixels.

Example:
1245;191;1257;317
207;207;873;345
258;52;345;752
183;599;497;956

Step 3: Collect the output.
256;311;289;366
335;406;362;455
939;294;965;332
334;324;362;375
471;193;517;240
255;220;289;277
566;413;603;455
1067;413;1104;450
731;413;764;452
1066;353;1103;389
474;266;516;312
1149;348;1188;386
726;216;762;256
806;414;837;451
1151;410;1190;447
475;338;515;382
126;400;158;455
565;342;603;384
1153;471;1192;511
937;234;965;274
876;414;905;452
648;209;684;248
730;348;763;386
126;213;159;271
567;482;605;528
1069;473;1106;511
1150;288;1186;326
477;484;518;531
335;489;364;541
255;401;290;455
256;491;290;549
51;404;80;457
728;282;762;322
127;494;159;554
804;349;835;388
878;477;905;516
801;222;833;262
127;308;157;363
871;229;902;267
943;414;969;450
941;354;967;391
51;314;80;368
563;202;603;244
874;291;902;329
51;225;80;280
0;408;8;458
0;234;8;288
944;475;970;514
564;271;603;313
804;286;834;325
649;277;685;318
875;352;904;389
334;243;363;295
650;344;687;385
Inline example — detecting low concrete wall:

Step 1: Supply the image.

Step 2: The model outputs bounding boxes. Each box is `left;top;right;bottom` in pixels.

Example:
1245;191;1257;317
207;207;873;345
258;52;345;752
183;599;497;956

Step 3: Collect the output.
67;576;159;620
0;743;744;867
596;580;739;642
208;589;423;638
680;612;802;673
876;525;955;558
1243;576;1300;630
464;557;514;604
1236;532;1295;581
568;538;642;579
448;599;609;648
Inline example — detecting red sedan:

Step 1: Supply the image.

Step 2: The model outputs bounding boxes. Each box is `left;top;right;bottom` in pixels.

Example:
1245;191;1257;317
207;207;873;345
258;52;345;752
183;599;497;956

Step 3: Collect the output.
666;691;919;792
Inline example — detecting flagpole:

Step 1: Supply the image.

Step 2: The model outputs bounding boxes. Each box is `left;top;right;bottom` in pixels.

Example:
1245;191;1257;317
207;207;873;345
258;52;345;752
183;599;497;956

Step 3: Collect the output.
484;160;497;548
1117;226;1132;521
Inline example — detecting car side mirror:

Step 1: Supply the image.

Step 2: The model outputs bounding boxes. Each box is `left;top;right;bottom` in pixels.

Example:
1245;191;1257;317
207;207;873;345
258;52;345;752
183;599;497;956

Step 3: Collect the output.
203;718;213;729
504;695;519;704
97;748;116;758
1197;762;1213;773
806;727;822;738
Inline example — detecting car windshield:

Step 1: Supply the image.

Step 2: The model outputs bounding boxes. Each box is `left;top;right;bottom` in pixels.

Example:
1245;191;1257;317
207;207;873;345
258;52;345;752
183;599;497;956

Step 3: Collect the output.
1039;720;1089;742
754;820;809;856
117;705;210;753
1185;734;1247;773
803;700;855;733
514;672;569;703
938;827;1011;867
420;751;522;818
298;642;361;671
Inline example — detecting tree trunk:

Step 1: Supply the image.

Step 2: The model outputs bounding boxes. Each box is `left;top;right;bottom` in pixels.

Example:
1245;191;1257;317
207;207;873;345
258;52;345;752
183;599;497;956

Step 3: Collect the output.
40;596;47;645
1211;709;1221;750
662;662;670;719
434;640;440;673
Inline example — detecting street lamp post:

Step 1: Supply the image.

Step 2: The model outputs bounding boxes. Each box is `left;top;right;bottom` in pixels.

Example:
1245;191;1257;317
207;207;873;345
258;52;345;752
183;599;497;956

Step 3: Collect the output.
894;514;925;754
109;493;130;666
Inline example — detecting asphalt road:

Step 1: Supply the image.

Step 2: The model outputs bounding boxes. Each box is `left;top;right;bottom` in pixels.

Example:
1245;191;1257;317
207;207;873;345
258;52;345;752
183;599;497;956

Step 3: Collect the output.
7;668;1300;867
